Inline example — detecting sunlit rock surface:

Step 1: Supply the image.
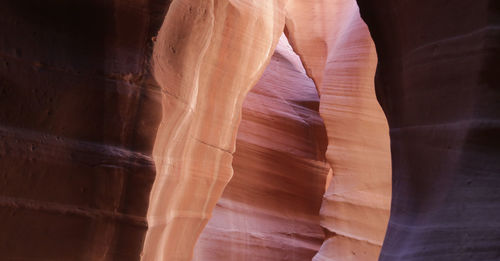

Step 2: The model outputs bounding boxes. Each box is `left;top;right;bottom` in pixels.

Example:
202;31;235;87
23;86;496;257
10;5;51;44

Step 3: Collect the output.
144;1;288;260
2;0;497;260
193;35;330;261
285;0;391;260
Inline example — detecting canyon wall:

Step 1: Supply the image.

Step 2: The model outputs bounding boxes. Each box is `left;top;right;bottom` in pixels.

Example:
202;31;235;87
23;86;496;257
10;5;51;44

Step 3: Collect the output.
2;0;496;260
356;0;500;260
188;1;392;259
192;35;330;261
1;0;392;260
144;1;288;260
0;0;170;260
285;1;391;260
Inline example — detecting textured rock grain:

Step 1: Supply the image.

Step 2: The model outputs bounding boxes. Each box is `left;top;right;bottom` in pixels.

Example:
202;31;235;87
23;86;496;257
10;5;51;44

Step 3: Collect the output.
192;35;330;261
144;1;288;260
3;0;493;260
356;0;500;260
0;0;171;260
285;1;391;260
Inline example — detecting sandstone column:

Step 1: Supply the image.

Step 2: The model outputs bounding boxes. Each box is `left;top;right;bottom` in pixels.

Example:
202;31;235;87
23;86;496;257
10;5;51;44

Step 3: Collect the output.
192;35;331;261
143;0;287;260
285;0;392;260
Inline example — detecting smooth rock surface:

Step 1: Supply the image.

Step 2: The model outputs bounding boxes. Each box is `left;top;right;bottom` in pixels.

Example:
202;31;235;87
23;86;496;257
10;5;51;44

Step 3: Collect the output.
356;0;500;260
0;0;391;260
144;1;288;260
285;1;392;260
192;35;330;261
3;0;495;260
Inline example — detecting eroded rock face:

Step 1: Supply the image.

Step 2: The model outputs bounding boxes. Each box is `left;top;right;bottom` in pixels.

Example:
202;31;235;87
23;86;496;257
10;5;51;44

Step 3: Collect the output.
356;0;500;260
144;1;288;260
189;1;392;260
0;0;170;260
2;0;391;260
192;35;330;261
285;1;391;260
4;0;494;260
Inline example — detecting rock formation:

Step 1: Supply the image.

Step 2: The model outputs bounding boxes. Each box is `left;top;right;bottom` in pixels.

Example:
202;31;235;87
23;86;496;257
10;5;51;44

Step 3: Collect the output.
284;1;391;260
143;1;288;260
0;0;169;260
1;0;499;260
148;1;391;260
192;35;330;261
356;0;500;260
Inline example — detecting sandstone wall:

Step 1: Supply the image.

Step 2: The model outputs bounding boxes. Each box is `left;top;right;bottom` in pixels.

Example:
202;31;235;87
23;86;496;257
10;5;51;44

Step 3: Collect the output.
356;0;500;260
144;1;288;260
285;1;391;260
192;35;330;261
0;0;170;260
2;1;493;260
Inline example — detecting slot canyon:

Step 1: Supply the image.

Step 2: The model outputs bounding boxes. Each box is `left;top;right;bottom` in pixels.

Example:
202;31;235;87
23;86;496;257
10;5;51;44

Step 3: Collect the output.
0;0;498;261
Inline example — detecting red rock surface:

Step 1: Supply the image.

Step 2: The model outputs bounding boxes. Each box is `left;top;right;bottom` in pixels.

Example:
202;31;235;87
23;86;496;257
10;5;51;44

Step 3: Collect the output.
0;0;170;260
1;0;498;260
285;1;391;260
144;1;288;260
193;35;330;261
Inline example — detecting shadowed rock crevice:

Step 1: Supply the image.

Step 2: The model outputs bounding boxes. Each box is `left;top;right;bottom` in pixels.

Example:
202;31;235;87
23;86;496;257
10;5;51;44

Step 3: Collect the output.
356;0;500;260
0;0;172;260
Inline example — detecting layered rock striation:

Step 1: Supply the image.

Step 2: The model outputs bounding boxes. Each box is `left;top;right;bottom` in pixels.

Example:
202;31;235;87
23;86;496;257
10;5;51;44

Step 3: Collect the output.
356;0;500;260
144;1;288;260
285;1;391;260
2;0;496;260
178;1;392;259
0;0;391;260
192;35;330;261
0;0;170;260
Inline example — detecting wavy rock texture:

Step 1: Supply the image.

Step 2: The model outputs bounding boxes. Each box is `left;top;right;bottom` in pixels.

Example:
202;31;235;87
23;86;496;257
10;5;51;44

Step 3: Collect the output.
144;1;288;260
356;0;500;260
0;0;170;260
146;1;393;259
4;0;495;260
2;0;392;260
192;35;330;261
285;0;391;260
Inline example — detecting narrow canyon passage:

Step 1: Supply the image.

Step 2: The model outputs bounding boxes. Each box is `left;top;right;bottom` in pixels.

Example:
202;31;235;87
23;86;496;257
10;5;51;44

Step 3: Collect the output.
147;0;393;259
1;0;498;260
146;0;392;260
193;35;330;261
